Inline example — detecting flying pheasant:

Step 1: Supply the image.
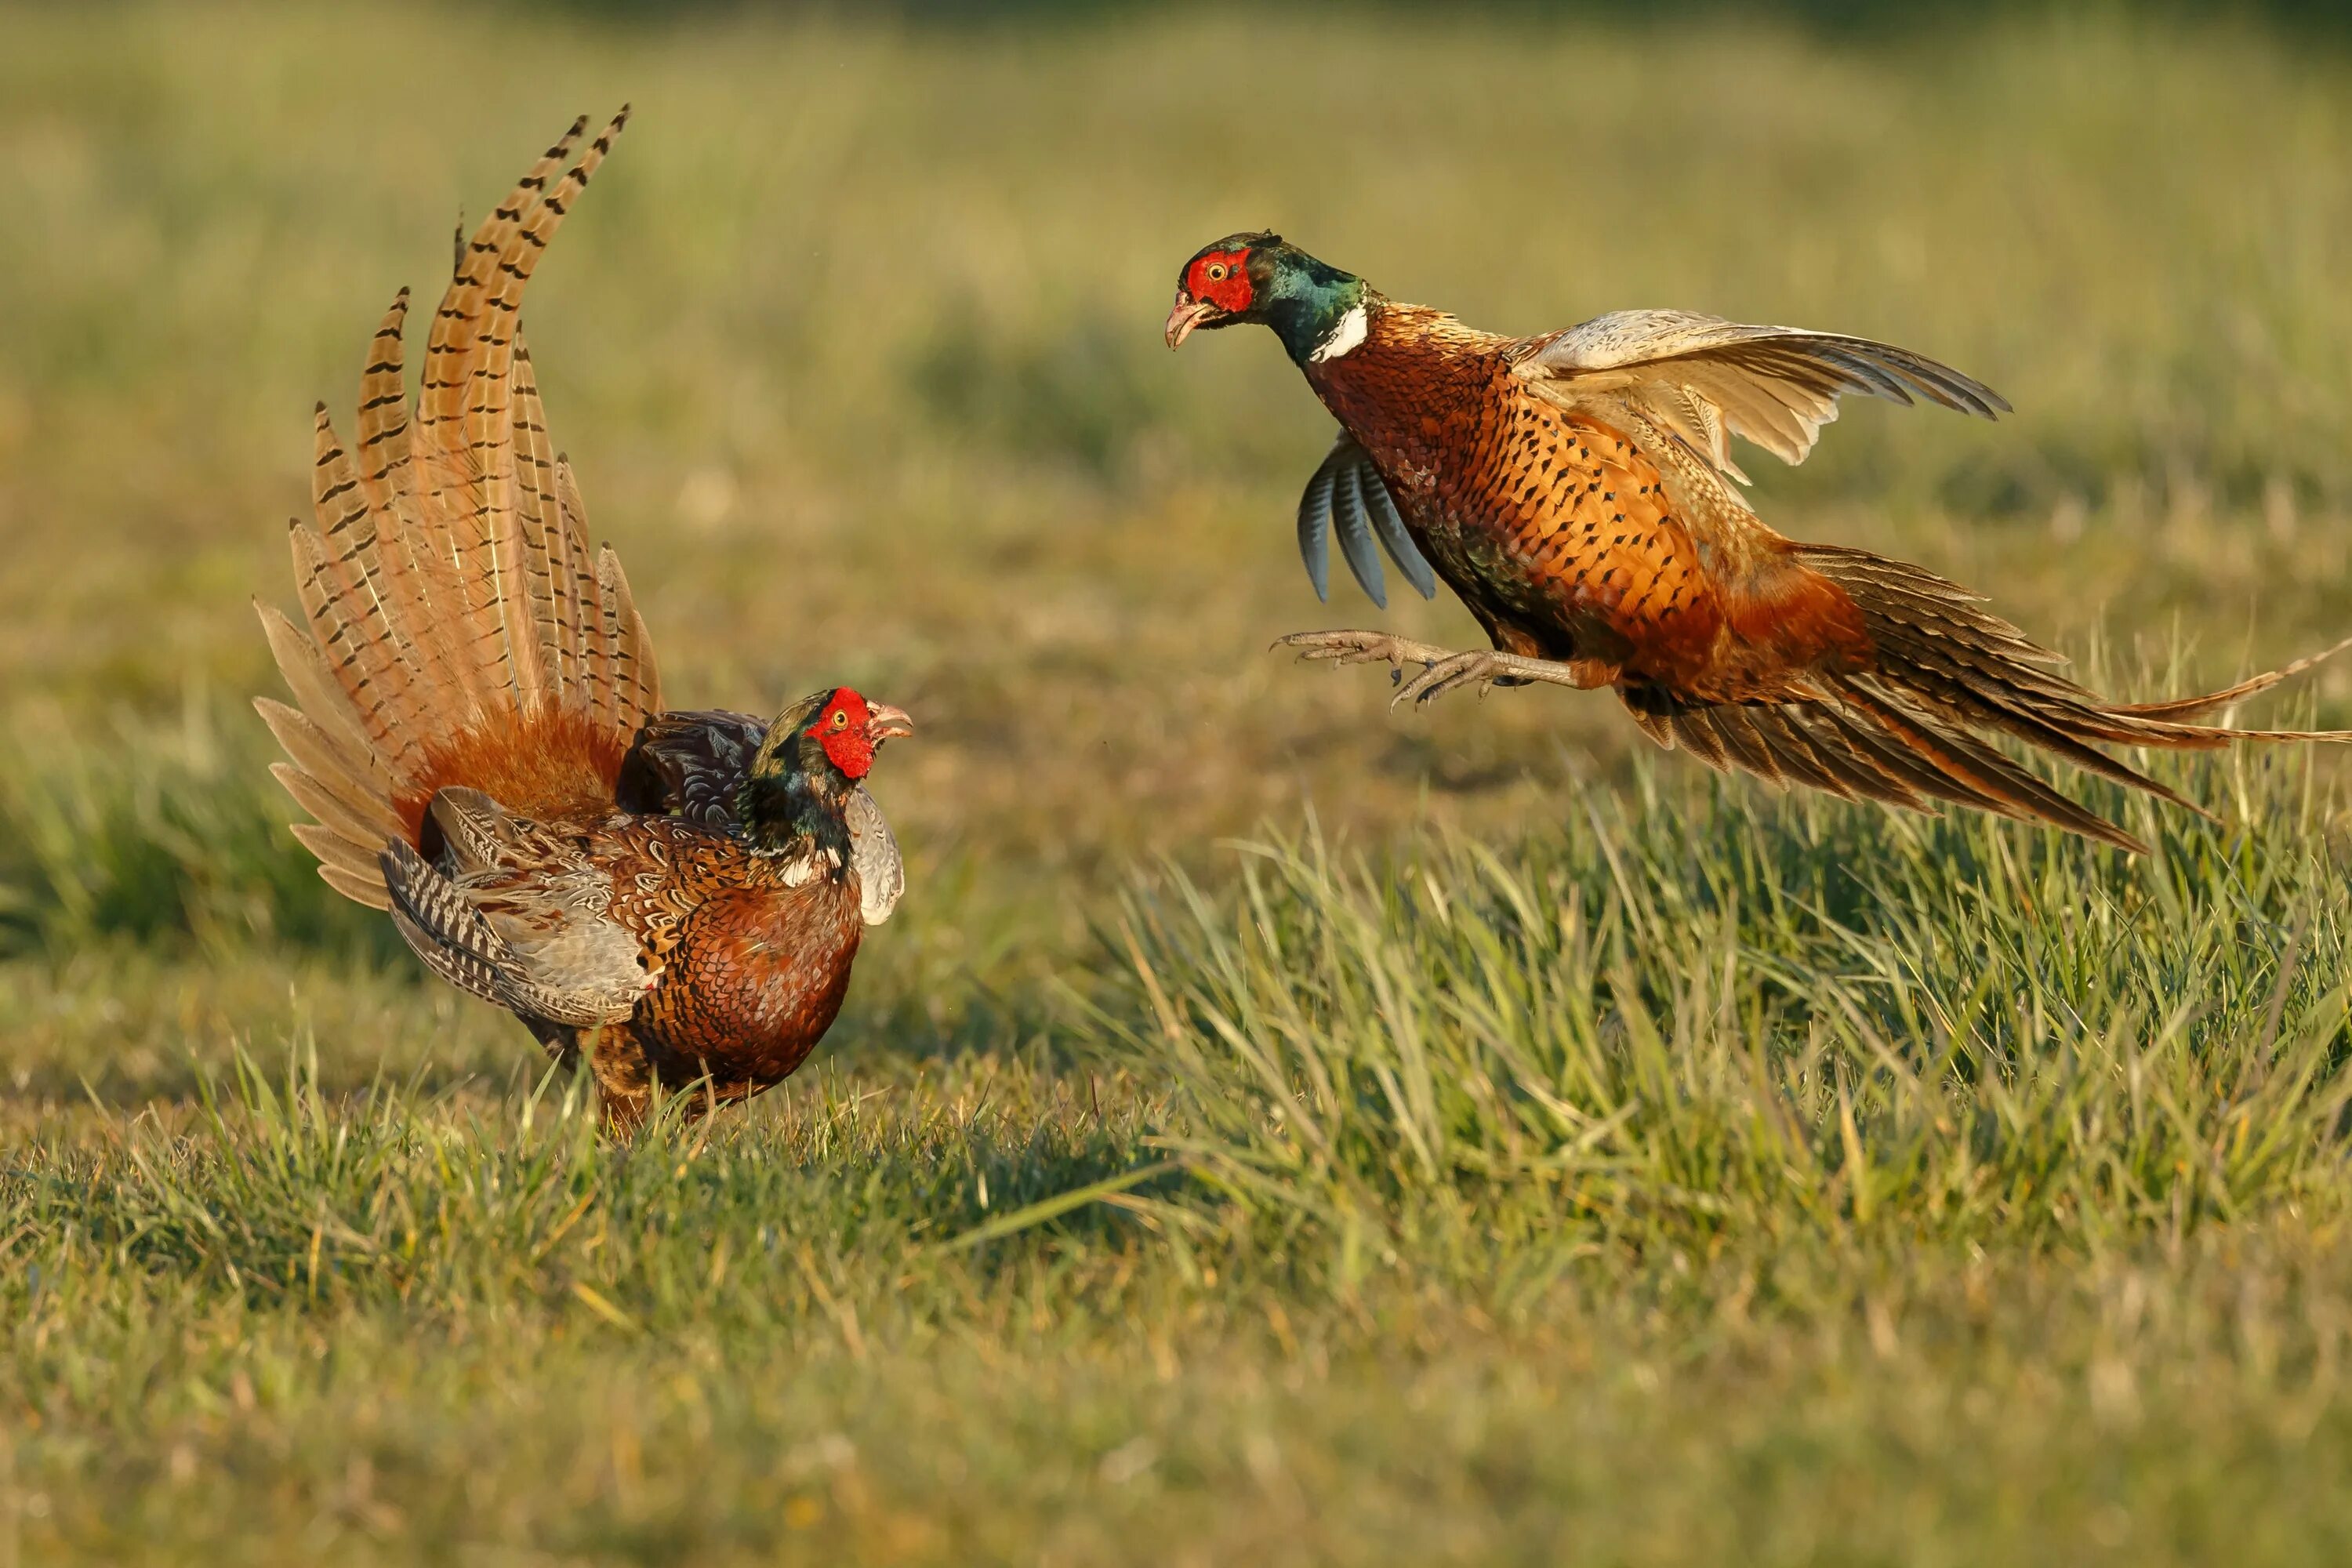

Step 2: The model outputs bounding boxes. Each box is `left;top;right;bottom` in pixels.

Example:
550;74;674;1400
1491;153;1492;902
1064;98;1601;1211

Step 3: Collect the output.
1167;234;2348;851
259;111;913;1131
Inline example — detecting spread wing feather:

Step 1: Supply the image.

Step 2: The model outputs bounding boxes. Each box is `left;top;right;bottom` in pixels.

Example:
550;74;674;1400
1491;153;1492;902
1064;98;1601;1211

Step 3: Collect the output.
1512;310;2009;482
1296;447;1338;603
381;839;511;1007
1360;461;1436;600
846;787;907;926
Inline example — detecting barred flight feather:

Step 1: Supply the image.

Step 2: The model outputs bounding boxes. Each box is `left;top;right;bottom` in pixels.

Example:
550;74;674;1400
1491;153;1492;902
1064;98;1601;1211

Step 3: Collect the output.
259;110;655;906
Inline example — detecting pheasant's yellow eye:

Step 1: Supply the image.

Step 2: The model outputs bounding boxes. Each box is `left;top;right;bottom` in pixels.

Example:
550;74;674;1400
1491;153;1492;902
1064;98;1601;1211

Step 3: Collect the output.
1206;263;1228;281
830;710;850;731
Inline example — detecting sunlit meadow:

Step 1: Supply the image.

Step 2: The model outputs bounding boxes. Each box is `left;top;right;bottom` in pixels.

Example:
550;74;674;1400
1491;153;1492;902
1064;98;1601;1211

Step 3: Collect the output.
7;3;2352;1562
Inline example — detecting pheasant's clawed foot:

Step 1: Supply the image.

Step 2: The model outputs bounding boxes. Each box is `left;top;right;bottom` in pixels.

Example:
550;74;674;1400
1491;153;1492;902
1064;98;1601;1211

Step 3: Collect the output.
1276;631;1607;710
1277;632;1511;709
1392;649;1521;708
1274;629;1460;673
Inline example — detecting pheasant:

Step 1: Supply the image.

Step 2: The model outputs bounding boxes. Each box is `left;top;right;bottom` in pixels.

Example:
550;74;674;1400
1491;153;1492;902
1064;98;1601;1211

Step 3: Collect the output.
258;110;913;1131
1167;233;2349;851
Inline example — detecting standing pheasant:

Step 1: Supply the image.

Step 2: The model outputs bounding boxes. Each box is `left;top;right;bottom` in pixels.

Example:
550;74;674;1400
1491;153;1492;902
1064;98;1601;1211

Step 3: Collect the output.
1167;234;2347;851
259;111;913;1131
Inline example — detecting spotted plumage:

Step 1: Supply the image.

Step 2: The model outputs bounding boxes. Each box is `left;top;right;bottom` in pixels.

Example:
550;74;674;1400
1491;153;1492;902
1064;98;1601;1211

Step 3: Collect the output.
260;113;913;1130
1168;234;2351;851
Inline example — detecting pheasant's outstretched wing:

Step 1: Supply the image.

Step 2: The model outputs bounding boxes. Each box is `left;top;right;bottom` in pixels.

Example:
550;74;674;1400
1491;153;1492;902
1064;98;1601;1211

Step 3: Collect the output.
1295;432;1437;608
1509;310;2007;484
259;109;659;909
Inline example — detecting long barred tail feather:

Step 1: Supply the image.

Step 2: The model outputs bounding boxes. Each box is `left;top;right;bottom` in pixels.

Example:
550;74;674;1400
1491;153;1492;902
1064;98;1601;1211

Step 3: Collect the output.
259;109;659;907
1631;544;2350;854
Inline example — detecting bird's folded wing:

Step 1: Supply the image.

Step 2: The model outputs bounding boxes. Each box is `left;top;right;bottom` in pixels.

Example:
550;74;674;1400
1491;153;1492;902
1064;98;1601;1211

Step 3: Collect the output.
1509;310;2008;482
618;709;770;827
381;789;653;1027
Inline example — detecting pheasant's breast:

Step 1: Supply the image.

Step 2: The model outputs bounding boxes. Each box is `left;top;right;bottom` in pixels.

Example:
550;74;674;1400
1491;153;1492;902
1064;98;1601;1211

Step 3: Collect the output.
593;820;867;1087
1310;319;1730;687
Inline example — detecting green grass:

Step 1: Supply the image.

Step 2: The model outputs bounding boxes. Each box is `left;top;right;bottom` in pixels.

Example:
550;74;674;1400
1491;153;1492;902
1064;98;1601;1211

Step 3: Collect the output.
11;1;2352;1561
13;741;2352;1564
1118;745;2352;1254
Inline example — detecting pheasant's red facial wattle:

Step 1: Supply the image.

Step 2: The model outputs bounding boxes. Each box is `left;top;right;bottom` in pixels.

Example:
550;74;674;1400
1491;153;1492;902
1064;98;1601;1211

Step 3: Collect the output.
811;688;914;781
1166;245;1257;347
815;688;877;779
1185;249;1254;314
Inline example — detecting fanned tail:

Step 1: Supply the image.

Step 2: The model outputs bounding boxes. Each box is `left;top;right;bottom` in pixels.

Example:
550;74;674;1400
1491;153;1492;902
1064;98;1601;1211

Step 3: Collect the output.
258;110;659;909
1631;544;2350;854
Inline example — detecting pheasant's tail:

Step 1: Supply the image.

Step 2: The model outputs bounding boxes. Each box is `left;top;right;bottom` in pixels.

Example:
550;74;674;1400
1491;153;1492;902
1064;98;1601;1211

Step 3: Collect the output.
259;110;659;909
1635;544;2349;854
2103;633;2352;722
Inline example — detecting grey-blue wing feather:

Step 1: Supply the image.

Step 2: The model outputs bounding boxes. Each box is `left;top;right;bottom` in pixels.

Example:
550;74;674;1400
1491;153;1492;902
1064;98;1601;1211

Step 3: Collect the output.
1295;452;1338;604
1359;464;1435;600
1332;458;1388;609
1298;433;1436;608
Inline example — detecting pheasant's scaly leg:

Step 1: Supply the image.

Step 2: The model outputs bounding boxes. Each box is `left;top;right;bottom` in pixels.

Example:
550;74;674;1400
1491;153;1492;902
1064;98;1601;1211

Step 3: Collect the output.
1276;630;1615;710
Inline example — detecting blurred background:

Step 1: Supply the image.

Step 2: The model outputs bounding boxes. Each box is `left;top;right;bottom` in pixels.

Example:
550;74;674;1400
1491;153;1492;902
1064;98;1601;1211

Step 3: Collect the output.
5;0;2352;1092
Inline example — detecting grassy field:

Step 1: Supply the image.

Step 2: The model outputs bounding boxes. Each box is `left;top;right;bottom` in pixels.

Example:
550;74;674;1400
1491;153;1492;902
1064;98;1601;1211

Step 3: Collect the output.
9;2;2352;1561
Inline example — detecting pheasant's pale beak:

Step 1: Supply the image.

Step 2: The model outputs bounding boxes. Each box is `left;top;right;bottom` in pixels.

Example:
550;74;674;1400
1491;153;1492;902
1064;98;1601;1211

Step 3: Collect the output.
864;702;915;745
1164;292;1216;350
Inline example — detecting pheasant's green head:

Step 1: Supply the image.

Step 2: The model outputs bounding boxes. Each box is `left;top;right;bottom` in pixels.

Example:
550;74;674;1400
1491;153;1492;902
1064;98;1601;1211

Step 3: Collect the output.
1166;233;1368;367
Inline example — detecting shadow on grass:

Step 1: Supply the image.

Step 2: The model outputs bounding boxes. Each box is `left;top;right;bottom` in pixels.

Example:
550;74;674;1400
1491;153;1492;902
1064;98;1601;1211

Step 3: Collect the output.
4;1041;1181;1322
